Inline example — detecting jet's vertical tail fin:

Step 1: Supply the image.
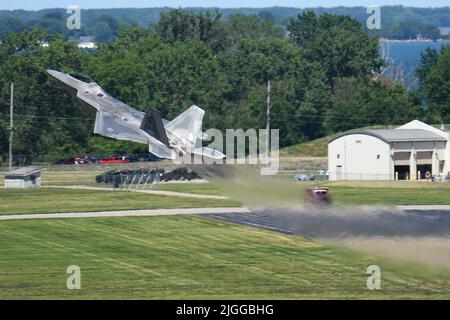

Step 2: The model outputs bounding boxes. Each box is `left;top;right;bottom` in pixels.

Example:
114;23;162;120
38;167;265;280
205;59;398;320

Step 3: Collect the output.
140;107;170;147
164;105;205;147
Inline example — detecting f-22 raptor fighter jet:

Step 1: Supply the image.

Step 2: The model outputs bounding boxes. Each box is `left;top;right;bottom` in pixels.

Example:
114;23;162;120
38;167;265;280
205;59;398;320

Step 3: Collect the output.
47;70;225;160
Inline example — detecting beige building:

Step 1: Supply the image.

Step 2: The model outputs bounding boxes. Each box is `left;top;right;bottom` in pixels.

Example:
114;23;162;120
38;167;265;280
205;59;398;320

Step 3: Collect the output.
328;120;449;180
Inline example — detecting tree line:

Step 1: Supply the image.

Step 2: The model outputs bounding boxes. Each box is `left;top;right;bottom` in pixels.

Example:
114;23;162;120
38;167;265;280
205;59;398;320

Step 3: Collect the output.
0;10;448;164
1;6;449;42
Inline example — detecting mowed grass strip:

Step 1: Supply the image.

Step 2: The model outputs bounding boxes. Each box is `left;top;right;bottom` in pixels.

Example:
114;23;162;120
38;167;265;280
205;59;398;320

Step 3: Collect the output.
329;186;450;205
0;188;241;215
280;136;329;157
153;183;223;195
0;216;449;299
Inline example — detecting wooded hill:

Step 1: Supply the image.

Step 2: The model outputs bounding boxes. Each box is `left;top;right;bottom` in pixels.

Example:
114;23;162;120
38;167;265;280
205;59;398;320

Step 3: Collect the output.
1;6;449;41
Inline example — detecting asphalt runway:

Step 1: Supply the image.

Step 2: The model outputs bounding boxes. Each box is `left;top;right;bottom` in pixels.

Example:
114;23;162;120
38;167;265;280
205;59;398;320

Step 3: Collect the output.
207;211;294;234
207;206;450;268
206;207;450;238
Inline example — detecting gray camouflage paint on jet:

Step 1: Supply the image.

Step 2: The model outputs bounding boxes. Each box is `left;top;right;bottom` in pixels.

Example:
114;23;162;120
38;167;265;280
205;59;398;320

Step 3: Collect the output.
47;70;225;160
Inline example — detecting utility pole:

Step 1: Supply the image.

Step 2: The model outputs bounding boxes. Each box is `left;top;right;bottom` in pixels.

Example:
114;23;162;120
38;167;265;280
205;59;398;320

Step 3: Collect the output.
9;83;14;172
265;79;271;158
385;100;389;129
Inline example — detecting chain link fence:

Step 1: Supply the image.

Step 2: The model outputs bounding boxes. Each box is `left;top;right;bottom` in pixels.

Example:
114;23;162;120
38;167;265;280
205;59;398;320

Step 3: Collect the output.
0;160;179;188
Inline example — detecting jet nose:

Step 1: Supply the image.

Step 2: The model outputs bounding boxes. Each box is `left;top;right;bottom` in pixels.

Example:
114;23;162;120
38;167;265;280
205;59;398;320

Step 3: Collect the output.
46;69;87;92
46;69;65;80
47;69;60;75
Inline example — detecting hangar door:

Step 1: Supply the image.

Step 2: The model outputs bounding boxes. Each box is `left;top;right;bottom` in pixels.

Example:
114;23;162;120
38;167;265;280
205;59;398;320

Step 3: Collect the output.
416;151;433;179
394;152;410;180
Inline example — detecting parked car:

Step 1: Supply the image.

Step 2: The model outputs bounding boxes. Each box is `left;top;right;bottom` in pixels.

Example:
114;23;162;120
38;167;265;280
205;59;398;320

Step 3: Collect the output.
85;154;102;164
294;174;316;181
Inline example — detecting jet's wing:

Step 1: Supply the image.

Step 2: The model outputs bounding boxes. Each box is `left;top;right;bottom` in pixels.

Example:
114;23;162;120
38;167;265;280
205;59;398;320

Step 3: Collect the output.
149;143;177;160
77;91;147;143
76;91;143;120
192;147;225;160
94;110;148;144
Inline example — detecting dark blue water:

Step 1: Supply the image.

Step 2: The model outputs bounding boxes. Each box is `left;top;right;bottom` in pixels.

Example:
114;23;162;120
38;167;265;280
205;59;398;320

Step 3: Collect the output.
380;41;450;89
381;41;450;68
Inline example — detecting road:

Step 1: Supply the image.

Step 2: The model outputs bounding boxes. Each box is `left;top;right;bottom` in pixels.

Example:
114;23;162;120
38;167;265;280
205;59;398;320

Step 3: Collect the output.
0;207;250;221
3;203;450;239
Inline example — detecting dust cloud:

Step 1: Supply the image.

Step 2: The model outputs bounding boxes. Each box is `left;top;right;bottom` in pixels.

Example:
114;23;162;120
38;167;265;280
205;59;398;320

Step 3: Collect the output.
194;164;309;208
194;164;450;269
327;236;450;269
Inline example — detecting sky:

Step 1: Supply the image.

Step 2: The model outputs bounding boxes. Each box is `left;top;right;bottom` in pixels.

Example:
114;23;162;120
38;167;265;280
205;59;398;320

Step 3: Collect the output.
0;1;449;11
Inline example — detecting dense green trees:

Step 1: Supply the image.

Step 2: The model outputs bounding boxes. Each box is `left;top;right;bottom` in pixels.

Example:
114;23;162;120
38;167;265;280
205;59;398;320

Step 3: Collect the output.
154;10;228;53
0;9;438;164
324;77;422;132
288;12;383;85
417;46;450;122
220;37;329;143
0;30;89;163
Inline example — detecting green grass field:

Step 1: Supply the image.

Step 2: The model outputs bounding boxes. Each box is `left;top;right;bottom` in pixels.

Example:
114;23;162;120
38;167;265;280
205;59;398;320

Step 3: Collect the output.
153;183;223;195
0;188;241;215
329;186;450;205
315;180;450;205
136;180;450;206
280;136;330;157
1;215;449;299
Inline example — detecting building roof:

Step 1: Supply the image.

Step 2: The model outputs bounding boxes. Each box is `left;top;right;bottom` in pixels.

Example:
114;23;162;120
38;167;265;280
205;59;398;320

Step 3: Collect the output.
78;42;98;49
439;27;450;36
5;166;42;176
79;36;95;43
329;129;447;144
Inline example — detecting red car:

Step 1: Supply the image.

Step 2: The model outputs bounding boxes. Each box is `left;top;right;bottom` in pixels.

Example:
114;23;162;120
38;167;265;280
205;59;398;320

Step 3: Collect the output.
99;156;131;164
305;187;332;205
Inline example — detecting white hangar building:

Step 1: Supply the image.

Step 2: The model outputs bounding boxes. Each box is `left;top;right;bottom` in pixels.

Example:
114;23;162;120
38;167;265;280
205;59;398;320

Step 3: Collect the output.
328;120;450;180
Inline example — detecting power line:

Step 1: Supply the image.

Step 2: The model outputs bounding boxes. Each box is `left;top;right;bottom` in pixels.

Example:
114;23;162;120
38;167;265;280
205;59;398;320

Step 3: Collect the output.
13;113;94;121
0;98;405;124
1;98;401;122
0;109;396;122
